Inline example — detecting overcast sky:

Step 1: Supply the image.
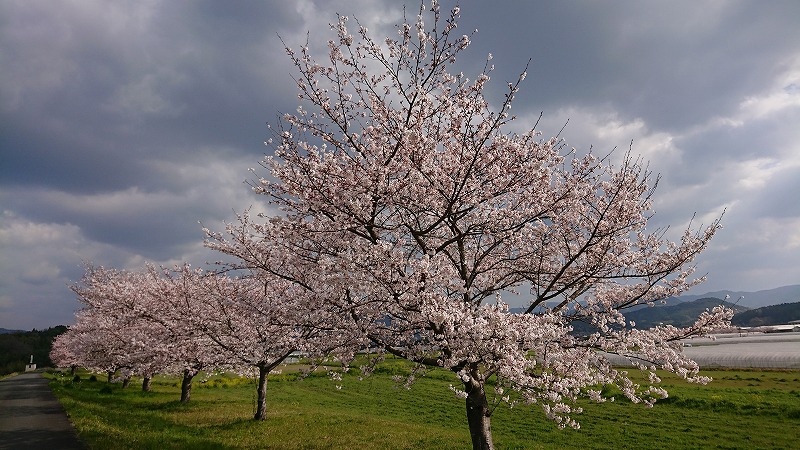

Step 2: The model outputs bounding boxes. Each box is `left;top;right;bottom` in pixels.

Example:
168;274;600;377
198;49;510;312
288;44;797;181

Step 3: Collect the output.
2;1;799;330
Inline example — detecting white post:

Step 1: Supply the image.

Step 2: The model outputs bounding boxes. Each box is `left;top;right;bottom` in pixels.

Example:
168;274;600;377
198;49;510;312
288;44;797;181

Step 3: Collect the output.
25;355;37;372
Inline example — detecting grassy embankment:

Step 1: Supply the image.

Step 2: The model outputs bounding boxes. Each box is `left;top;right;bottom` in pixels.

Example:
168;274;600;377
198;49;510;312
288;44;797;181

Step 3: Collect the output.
48;359;800;450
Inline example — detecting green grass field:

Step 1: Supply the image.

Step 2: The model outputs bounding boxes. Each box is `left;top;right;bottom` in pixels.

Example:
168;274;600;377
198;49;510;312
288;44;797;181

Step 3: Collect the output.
48;361;800;449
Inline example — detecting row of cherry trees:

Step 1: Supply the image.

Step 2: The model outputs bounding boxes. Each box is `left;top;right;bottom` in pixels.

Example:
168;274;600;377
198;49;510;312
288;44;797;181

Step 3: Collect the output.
55;3;733;449
50;264;351;419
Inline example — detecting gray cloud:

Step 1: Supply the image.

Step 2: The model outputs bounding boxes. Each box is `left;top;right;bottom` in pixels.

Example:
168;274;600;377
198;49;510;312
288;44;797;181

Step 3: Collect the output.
2;0;799;329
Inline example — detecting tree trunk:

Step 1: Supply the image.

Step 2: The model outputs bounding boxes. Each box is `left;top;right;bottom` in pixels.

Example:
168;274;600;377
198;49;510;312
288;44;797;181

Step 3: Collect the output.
142;375;152;392
465;380;494;450
121;375;131;389
107;370;114;383
254;364;269;421
180;369;194;403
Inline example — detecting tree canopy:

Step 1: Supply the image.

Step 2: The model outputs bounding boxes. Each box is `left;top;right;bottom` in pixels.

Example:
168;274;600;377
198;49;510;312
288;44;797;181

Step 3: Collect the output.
205;3;732;449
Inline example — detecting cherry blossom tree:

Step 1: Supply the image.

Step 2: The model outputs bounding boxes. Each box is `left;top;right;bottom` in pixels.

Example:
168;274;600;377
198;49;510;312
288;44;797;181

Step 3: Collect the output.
62;264;225;399
133;264;234;402
211;4;732;448
60;266;176;389
189;272;352;420
49;316;109;378
58;269;130;384
63;262;336;415
49;331;81;375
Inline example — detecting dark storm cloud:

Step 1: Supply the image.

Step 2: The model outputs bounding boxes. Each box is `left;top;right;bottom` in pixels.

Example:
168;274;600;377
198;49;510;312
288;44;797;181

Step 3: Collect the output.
1;0;799;329
0;1;303;194
459;1;800;130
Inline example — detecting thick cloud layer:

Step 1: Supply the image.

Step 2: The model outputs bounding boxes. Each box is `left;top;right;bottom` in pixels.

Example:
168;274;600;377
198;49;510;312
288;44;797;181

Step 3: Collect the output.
2;1;799;329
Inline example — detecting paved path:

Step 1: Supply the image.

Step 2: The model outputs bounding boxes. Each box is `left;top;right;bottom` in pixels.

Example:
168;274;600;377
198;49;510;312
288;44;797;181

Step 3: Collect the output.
0;372;85;449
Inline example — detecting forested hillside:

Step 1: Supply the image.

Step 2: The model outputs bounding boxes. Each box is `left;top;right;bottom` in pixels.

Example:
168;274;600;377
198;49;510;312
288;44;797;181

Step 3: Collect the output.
731;302;800;327
596;299;800;330
621;298;748;329
0;326;67;375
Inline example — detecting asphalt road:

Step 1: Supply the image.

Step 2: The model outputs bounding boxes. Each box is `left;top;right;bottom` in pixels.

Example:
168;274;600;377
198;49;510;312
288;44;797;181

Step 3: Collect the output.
0;372;85;449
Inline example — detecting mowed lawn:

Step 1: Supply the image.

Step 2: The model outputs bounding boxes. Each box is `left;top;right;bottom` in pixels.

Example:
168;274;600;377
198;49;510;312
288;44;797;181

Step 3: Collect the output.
48;362;800;450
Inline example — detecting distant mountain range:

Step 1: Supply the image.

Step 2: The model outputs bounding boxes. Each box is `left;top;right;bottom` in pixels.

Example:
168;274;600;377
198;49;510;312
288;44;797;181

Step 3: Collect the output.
676;285;800;309
509;285;800;332
510;285;800;312
624;298;800;329
620;285;800;329
623;297;749;329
